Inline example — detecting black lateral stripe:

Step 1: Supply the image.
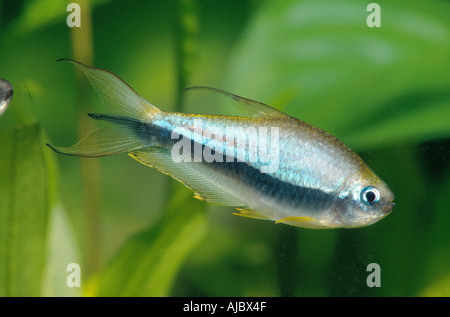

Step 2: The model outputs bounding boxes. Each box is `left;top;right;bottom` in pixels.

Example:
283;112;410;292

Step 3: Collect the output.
165;126;336;212
94;115;336;212
209;159;335;212
88;113;142;126
88;113;173;143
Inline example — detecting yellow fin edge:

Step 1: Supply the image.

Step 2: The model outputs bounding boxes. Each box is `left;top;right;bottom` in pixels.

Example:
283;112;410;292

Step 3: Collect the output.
233;208;273;220
275;216;315;225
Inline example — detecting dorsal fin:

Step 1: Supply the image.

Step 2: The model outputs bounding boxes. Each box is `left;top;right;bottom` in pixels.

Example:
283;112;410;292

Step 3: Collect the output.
184;86;287;119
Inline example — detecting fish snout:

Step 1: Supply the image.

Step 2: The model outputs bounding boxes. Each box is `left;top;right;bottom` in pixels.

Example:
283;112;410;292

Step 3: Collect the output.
382;201;395;215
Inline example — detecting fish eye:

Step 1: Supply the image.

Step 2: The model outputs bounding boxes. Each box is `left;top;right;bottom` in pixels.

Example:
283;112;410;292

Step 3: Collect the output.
360;186;380;205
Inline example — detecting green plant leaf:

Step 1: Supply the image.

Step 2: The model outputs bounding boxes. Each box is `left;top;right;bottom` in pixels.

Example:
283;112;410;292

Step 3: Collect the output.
91;182;207;296
0;123;56;296
225;0;450;151
42;204;82;297
420;273;450;296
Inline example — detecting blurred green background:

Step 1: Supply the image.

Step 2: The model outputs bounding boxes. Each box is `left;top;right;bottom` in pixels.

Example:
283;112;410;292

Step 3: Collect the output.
1;0;449;297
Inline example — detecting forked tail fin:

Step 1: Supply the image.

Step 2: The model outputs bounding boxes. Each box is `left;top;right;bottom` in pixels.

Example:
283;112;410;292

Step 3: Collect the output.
47;59;160;157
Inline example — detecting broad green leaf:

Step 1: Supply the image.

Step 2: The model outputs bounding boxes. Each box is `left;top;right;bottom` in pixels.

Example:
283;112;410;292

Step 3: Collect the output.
42;204;82;297
225;0;450;151
420;273;450;297
91;182;207;297
419;164;450;296
0;123;56;296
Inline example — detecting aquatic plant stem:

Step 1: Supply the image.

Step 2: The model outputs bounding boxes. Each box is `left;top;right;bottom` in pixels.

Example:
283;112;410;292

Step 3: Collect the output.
93;0;207;296
69;0;101;278
169;0;199;196
174;0;198;112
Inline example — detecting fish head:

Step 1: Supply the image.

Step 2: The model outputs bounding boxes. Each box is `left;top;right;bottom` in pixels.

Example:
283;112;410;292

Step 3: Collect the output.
332;168;395;228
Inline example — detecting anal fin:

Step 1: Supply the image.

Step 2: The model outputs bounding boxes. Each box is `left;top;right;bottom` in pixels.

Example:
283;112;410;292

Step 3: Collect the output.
233;208;273;221
275;216;323;228
129;147;246;207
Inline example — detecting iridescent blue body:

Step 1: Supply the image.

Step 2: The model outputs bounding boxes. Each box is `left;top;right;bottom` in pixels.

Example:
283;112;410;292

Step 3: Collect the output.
48;60;395;228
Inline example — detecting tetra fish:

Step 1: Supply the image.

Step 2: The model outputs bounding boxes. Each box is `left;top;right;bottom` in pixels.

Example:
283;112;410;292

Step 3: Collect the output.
48;60;395;228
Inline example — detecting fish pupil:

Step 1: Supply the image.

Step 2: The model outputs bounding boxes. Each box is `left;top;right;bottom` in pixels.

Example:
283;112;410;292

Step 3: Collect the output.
365;191;376;203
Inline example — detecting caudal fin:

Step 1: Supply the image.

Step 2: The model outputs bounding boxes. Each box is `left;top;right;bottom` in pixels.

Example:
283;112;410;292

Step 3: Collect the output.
46;123;145;158
47;59;159;157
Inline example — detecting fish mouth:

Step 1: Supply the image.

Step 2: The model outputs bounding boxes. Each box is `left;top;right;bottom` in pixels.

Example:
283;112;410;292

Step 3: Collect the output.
382;201;395;215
